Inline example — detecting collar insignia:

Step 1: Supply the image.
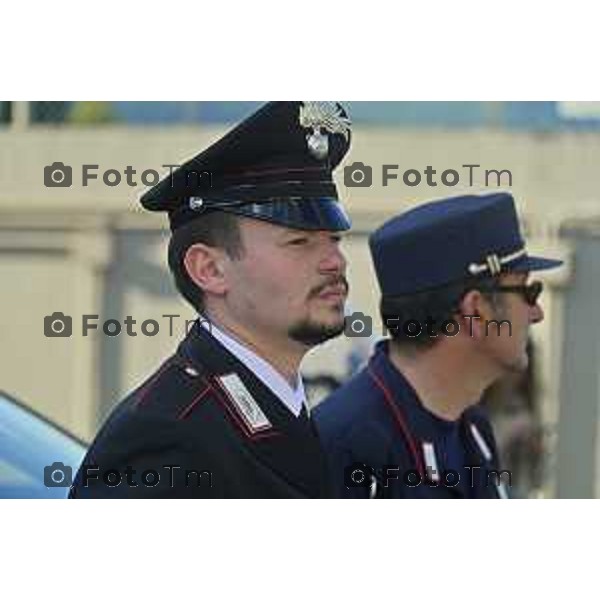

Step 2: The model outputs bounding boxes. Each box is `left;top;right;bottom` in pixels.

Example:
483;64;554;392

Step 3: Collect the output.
217;373;272;434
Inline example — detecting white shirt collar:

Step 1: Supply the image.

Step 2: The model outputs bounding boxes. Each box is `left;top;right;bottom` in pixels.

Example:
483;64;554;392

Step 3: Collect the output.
200;318;307;417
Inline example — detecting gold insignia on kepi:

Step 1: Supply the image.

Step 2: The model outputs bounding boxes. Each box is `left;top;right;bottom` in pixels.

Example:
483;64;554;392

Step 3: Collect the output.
299;101;352;160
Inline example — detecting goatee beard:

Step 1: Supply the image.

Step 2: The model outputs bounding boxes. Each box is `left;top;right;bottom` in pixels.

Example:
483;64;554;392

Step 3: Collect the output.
288;319;345;347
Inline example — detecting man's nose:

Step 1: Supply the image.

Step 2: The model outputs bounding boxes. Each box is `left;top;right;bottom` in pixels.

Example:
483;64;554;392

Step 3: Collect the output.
319;238;347;273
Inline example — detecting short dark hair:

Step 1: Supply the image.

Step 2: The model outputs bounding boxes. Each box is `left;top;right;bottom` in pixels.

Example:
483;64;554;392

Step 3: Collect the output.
381;276;504;352
167;210;244;312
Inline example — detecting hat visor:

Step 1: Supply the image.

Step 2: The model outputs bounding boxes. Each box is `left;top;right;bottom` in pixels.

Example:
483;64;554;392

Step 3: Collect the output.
221;197;352;232
511;255;564;273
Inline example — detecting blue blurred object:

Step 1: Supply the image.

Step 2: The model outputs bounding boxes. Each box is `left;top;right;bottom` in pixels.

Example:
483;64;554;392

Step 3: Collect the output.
0;390;86;499
112;101;263;124
9;100;600;129
108;101;600;130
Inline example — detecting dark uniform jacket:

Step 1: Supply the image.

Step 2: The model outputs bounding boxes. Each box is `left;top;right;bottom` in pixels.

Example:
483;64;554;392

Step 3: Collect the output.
314;341;509;499
69;321;330;498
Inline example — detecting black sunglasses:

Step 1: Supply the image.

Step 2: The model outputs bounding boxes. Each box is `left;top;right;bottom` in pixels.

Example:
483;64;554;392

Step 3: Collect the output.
485;280;544;306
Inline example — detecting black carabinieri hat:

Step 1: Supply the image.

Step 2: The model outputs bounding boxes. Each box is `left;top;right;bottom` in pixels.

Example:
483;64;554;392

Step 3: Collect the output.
140;101;352;232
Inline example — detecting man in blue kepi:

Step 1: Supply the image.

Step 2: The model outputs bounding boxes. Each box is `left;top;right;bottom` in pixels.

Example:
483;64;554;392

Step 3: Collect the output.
314;192;563;498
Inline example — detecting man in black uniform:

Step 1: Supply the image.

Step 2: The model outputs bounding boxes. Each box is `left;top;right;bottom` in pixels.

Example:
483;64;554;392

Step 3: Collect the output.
69;101;352;498
314;192;562;498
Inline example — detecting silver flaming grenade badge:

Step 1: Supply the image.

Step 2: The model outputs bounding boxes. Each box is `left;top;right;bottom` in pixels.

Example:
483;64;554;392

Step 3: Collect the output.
299;101;351;160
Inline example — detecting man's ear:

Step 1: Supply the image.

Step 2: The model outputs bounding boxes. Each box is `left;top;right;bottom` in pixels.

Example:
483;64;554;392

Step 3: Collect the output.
183;243;228;296
458;289;493;341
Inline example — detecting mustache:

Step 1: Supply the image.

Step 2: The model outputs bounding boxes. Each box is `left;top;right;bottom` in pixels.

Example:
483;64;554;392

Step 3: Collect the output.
309;275;349;298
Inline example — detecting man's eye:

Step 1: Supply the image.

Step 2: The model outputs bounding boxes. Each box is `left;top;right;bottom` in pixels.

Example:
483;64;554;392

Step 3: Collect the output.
288;238;309;246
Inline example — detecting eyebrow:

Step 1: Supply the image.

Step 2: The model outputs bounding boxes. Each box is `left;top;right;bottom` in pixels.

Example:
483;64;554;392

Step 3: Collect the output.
280;230;308;239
